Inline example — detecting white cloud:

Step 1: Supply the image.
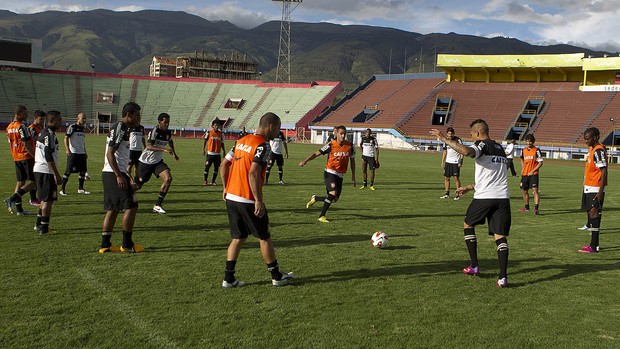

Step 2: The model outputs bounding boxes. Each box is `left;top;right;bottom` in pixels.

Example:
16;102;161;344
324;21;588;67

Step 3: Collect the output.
185;2;276;29
113;6;145;12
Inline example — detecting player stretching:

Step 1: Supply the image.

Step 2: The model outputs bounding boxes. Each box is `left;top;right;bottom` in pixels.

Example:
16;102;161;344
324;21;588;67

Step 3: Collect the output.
519;134;543;214
578;127;608;253
265;130;288;184
359;128;379;190
439;127;463;200
60;112;90;196
33;111;63;235
203;120;225;186
431;119;511;288
127;124;146;178
299;125;356;223
5;105;36;215
220;112;294;287
99;102;143;254
134;113;179;214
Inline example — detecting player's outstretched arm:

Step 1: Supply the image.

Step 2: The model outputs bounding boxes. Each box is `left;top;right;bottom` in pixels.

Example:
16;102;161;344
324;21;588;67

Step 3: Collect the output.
430;129;475;157
299;150;321;167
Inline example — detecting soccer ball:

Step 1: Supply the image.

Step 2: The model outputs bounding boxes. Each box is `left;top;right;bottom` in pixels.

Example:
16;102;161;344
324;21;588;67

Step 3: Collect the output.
371;231;388;248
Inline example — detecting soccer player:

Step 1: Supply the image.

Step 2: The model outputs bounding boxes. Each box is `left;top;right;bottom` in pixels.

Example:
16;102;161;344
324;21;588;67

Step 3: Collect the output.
99;102;143;254
239;126;248;139
359;128;379;190
60;112;90;196
127;123;146;178
504;139;517;177
326;126;338;143
219;112;294;288
299;125;356;223
518;134;543;214
33;111;63;235
265;129;288;184
431;119;511;288
134;113;179;214
5;105;36;215
27;110;46;206
439;127;463;200
202;120;225;186
578;127;608;253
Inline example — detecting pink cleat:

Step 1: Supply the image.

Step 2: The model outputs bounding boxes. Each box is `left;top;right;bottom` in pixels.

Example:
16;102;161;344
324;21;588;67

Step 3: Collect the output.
578;245;599;253
462;265;480;276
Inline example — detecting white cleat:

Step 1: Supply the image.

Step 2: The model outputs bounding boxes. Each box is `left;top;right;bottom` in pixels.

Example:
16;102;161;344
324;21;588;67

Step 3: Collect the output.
59;190;68;196
153;205;167;214
77;189;91;195
272;271;294;287
578;225;589;231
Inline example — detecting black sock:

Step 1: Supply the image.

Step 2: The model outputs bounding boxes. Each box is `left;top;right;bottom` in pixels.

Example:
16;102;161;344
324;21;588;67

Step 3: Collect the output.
278;170;283;181
267;260;282;280
496;238;509;279
314;196;326;202
40;216;50;233
445;191;449;196
370;181;374;186
464;227;478;267
224;260;237;283
203;170;208;182
78;175;85;190
211;172;218;184
29;189;37;202
525;204;530;210
534;204;539;211
101;233;112;248
11;189;25;202
36;209;42;227
364;180;368;186
122;230;133;248
319;194;334;217
14;200;23;212
61;175;69;191
589;215;602;249
265;170;271;181
156;191;167;206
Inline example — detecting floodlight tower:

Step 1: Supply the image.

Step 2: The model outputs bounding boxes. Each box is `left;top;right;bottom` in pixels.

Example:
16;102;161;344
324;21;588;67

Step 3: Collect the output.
273;0;302;83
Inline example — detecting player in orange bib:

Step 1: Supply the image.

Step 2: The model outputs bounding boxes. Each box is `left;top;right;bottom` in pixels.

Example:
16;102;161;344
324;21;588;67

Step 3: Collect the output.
219;112;294;287
519;134;543;214
299;125;356;223
202;120;225;186
578;127;608;253
5;105;36;215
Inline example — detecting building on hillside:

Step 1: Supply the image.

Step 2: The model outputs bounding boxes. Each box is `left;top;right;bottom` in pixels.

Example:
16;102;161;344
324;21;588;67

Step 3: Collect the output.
149;51;259;80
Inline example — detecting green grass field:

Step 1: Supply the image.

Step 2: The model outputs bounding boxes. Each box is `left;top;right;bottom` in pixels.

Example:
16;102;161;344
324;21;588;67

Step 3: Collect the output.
1;135;619;348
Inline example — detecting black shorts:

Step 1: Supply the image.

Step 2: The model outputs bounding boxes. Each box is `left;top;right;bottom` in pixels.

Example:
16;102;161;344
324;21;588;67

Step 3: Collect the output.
102;172;138;211
65;153;88;173
520;174;539;190
362;155;377;170
443;163;460;177
465;198;511;236
268;153;284;167
324;171;344;199
15;159;35;182
128;150;142;166
34;172;57;202
582;192;605;212
135;160;169;185
206;154;222;168
226;199;270;240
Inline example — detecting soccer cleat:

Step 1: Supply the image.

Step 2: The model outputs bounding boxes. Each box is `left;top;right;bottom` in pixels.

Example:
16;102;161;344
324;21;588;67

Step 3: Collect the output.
211;182;217;186
534;209;539;215
84;172;91;180
120;244;144;253
59;190;68;196
496;278;508;288
152;205;167;214
306;195;316;209
278;180;285;185
518;207;529;212
462;265;480;276
578;225;589;231
370;186;376;191
5;197;14;214
359;185;366;190
578;245;599;253
222;279;246;288
203;181;208;186
98;244;120;254
77;189;91;195
440;194;449;199
29;199;41;207
272;271;294;287
318;216;330;223
16;210;30;216
34;225;43;235
453;196;460;201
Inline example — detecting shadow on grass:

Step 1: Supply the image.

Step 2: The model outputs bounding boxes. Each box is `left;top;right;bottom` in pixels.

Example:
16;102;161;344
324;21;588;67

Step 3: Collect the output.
511;259;620;287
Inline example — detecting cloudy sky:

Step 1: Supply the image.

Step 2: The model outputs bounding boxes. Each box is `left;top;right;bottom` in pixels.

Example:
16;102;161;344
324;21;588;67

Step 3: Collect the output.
2;0;620;51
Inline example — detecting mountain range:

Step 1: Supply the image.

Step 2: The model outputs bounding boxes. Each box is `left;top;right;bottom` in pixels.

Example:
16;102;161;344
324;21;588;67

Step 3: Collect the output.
0;9;609;91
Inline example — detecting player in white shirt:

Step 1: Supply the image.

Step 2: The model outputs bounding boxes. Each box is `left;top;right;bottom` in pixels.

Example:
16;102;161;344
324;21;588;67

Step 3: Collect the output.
265;130;288;184
439;127;463;200
359;128;379;190
431;119;510;288
504;139;517;177
33;111;62;235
